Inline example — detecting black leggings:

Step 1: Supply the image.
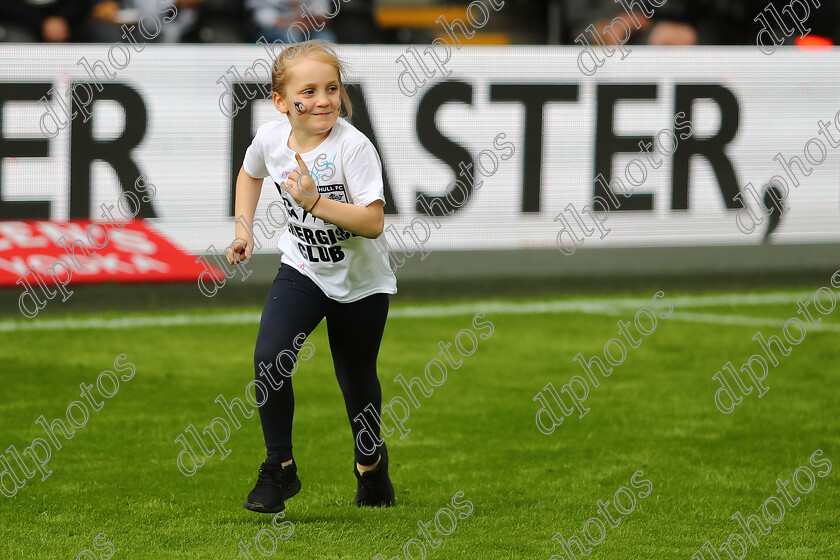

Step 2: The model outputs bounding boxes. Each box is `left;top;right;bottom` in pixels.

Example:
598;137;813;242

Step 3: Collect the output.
253;264;389;466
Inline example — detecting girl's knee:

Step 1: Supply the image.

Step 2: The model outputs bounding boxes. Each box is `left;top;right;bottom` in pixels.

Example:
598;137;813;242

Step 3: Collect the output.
254;346;300;379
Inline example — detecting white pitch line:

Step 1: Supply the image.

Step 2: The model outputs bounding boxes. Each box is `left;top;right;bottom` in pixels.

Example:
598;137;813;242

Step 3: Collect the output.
388;291;818;318
592;308;840;332
0;291;824;333
0;312;263;333
670;311;840;332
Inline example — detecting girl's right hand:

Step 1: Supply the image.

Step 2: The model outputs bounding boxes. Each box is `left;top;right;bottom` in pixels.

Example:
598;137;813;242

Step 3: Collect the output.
226;240;252;264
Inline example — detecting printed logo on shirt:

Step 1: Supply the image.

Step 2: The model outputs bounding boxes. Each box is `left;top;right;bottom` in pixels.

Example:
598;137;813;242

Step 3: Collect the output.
317;184;349;203
273;181;358;265
273;182;350;223
289;220;358;264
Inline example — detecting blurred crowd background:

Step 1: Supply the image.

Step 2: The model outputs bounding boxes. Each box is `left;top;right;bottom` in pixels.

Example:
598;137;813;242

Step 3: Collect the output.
1;0;838;47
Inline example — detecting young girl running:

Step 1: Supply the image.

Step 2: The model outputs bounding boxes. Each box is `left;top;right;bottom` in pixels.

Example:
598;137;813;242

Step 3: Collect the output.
226;40;397;512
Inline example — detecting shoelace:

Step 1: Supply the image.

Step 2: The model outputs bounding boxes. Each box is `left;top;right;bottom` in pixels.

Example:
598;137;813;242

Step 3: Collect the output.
254;468;276;489
255;465;291;488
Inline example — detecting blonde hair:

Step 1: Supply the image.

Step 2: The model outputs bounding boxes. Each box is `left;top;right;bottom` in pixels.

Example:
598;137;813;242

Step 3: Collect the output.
271;40;353;120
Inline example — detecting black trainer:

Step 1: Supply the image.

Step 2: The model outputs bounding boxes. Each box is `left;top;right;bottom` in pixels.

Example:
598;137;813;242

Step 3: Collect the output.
244;460;301;513
354;443;395;507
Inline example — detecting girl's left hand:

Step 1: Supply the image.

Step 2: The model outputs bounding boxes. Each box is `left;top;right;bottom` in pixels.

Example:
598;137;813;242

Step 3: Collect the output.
284;153;319;209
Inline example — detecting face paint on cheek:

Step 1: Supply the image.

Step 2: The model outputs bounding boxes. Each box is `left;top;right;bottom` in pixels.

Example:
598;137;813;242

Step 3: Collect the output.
294;101;306;115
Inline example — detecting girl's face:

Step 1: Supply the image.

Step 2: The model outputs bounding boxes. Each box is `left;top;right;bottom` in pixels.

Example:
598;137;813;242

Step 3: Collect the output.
274;57;342;135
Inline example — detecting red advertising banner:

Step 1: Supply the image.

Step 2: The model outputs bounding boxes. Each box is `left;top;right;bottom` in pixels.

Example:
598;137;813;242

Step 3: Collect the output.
0;220;214;288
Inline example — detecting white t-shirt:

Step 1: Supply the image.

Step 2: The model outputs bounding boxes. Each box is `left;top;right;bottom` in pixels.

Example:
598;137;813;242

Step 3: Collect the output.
243;117;397;303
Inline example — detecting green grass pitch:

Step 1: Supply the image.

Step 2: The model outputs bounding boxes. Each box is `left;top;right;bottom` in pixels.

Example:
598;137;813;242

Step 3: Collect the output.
0;288;838;559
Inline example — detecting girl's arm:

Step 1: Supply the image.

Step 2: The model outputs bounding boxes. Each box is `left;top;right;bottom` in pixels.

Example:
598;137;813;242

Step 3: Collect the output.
285;154;385;239
228;166;264;263
310;198;385;240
